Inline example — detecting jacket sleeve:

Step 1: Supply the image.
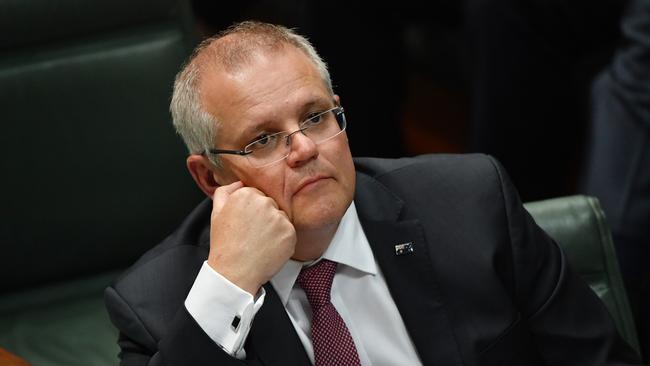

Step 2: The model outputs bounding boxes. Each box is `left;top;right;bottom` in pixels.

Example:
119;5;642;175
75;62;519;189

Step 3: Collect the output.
104;286;259;366
488;156;643;365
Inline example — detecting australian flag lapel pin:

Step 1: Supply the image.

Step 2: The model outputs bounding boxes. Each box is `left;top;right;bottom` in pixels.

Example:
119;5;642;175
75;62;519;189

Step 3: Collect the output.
394;242;414;256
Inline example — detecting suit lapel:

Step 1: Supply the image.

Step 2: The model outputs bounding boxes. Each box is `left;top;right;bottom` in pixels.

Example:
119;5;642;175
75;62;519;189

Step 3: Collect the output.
247;284;311;366
355;173;464;366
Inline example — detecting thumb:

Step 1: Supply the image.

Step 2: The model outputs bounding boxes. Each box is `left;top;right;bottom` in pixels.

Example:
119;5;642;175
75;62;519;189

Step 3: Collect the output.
212;181;244;215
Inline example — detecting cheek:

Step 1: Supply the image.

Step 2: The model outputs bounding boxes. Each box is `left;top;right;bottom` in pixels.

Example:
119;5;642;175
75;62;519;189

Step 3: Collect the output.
342;154;356;186
333;145;356;193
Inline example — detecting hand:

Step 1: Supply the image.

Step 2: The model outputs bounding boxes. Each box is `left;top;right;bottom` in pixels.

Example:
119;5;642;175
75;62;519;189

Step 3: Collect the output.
207;181;297;295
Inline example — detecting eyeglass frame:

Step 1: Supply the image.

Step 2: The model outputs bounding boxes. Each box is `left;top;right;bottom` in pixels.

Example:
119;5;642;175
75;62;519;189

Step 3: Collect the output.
202;106;346;168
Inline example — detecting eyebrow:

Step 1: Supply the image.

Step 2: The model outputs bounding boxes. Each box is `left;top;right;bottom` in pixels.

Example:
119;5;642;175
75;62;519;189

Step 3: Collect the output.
239;98;332;140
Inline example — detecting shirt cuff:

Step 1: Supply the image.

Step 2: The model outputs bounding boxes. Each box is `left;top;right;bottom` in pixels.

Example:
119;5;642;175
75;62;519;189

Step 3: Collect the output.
185;261;266;358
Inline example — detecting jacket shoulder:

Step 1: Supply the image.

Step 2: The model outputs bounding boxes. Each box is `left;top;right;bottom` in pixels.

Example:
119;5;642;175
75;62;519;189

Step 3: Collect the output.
354;153;507;196
354;153;501;178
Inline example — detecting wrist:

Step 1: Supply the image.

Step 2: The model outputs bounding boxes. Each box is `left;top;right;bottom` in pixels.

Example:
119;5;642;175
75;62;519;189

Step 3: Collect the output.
207;258;262;296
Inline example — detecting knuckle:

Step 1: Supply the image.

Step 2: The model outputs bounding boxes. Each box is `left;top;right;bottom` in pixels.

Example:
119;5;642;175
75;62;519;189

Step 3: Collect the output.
235;187;253;196
260;196;274;207
229;189;245;200
240;187;261;196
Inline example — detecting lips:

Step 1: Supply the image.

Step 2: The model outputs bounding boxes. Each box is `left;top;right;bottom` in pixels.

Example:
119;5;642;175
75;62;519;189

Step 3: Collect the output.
295;175;329;194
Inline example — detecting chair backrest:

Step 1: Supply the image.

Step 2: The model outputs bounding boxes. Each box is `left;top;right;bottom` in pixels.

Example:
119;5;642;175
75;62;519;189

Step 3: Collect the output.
0;1;203;363
524;195;640;352
0;0;203;293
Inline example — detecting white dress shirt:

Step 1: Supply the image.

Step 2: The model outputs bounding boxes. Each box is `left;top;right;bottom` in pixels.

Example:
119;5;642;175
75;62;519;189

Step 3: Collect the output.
185;202;423;365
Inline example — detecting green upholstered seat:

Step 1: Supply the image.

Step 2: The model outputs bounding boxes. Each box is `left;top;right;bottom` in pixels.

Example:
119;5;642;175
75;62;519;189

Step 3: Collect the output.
0;272;120;366
525;195;640;353
0;0;201;364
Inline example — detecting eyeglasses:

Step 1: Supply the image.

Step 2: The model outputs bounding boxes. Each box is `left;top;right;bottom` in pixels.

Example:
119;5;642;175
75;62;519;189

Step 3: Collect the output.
204;106;346;168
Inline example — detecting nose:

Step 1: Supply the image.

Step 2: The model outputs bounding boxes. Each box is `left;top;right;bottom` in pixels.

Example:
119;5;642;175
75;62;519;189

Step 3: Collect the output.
285;129;318;167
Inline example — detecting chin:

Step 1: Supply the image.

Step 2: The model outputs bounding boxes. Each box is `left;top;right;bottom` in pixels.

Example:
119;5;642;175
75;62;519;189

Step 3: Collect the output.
292;197;350;232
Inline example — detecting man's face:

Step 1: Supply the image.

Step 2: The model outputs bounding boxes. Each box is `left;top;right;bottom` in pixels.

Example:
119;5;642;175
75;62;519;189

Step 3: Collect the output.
199;46;356;233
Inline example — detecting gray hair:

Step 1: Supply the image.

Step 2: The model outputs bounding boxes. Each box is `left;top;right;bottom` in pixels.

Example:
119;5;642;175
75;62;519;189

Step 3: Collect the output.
170;21;334;167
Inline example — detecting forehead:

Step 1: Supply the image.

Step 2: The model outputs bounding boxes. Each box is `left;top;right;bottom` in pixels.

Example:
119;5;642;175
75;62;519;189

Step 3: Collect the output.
199;46;332;141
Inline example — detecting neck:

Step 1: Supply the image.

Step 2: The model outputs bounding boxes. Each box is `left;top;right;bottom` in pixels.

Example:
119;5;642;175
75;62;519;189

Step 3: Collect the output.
292;221;339;261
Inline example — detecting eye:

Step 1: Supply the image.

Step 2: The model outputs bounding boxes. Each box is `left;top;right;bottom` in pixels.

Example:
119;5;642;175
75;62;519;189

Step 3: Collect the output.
305;111;326;125
249;133;275;149
255;134;270;145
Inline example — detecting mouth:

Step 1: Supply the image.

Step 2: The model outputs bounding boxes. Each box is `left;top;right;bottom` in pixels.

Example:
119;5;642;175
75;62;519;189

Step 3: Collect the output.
295;175;330;195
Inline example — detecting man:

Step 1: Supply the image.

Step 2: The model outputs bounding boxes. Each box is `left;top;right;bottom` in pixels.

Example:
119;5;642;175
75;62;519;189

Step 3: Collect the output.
105;21;642;365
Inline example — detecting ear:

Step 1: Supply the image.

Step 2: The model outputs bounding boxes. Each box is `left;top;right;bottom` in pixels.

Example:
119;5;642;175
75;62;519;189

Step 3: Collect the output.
186;154;222;198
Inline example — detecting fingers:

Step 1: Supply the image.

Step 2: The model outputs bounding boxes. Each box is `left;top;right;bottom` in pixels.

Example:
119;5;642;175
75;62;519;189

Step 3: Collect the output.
277;207;291;222
237;186;280;210
212;181;244;214
213;182;283;218
262;192;280;210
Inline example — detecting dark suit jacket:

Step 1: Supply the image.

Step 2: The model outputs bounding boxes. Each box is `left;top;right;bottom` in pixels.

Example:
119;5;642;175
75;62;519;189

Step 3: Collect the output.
105;154;642;365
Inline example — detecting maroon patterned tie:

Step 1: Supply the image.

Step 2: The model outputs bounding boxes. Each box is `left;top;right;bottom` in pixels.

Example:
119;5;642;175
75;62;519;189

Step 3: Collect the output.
297;259;362;366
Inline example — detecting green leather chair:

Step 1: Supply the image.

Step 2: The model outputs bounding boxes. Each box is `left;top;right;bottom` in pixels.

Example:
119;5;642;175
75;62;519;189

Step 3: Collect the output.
0;272;121;365
0;0;201;295
524;195;641;353
0;0;202;364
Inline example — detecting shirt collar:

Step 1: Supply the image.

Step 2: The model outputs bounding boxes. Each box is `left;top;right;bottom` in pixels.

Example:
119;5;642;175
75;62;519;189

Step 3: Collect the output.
270;201;377;305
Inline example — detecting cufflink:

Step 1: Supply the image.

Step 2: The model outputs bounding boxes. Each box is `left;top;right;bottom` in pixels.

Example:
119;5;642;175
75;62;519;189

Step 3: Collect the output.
394;242;414;256
231;315;241;331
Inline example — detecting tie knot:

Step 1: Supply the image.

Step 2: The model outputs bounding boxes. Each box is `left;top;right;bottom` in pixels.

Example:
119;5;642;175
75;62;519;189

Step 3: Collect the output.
297;259;338;309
